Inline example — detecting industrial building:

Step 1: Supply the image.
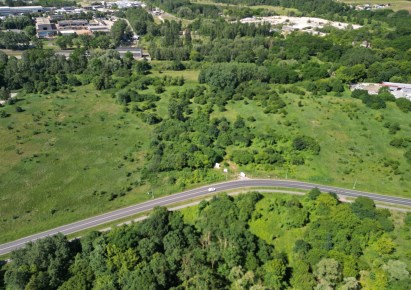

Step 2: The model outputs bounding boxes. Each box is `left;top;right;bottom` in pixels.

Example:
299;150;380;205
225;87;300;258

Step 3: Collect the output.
115;47;143;59
0;6;43;16
35;17;57;38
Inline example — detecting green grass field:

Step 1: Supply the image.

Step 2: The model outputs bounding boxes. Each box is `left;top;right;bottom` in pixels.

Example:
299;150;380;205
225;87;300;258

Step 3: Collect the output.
1;68;411;244
0;86;157;243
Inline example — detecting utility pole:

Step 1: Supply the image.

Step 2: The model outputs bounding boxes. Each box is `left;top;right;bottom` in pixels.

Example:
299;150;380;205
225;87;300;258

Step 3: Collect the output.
353;178;358;189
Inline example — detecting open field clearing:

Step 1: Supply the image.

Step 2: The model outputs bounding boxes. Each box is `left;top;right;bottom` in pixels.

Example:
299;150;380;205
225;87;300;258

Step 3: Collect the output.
0;86;155;243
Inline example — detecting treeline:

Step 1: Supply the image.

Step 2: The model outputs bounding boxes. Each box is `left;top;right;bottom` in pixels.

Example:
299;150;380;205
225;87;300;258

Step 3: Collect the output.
0;48;144;94
3;192;410;289
191;18;272;39
199;62;269;91
0;31;30;49
123;7;155;36
144;0;220;19
149;19;411;85
210;0;349;16
0;15;32;29
1;0;76;7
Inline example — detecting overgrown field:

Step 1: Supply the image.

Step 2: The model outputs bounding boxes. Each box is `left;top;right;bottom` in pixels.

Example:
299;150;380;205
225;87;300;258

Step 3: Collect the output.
213;89;411;195
0;86;155;243
1;67;411;244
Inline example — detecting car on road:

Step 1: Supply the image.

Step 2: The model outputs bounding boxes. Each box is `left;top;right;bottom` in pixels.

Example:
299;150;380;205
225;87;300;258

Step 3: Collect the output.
208;187;216;192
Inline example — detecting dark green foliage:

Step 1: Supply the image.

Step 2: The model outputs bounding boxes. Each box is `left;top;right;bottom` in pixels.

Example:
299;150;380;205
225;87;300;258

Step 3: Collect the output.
5;195;268;289
351;90;386;110
199;63;268;91
147;110;241;172
56;35;75;50
301;62;330;81
0;31;30;50
340;48;380;68
293;239;311;255
231;149;254;165
4;192;408;289
140;112;162;125
384;121;401;135
269;65;299;84
154;85;165;94
281;33;333;60
4;234;78;289
1;16;32;30
307;187;321;200
404;212;411;226
405;148;411;164
390;138;409;148
36;0;76;7
351;197;377;219
111;19;133;47
0;87;10;100
292;135;321;155
125;8;155;36
395;98;411;113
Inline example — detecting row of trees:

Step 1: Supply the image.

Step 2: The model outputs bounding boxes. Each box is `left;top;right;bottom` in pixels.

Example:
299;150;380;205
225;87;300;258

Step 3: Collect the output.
0;31;31;50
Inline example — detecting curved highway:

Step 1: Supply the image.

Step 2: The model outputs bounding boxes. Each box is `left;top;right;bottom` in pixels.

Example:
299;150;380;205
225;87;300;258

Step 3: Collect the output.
1;179;411;256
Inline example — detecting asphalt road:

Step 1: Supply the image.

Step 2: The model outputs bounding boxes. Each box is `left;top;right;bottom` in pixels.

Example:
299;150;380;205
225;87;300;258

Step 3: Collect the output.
1;179;411;256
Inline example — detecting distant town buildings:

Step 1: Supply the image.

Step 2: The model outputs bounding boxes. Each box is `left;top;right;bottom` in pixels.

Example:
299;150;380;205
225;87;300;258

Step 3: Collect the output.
0;6;43;16
35;17;113;38
381;82;411;100
115;47;143;59
354;3;391;11
35;17;57;38
106;1;144;9
350;82;411;100
239;16;361;36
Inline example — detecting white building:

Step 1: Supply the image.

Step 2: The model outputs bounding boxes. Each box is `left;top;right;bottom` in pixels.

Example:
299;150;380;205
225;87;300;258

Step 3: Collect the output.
0;6;43;16
381;82;411;100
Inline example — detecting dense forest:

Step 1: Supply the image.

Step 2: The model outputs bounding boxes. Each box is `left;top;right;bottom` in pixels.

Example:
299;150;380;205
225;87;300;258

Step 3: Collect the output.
2;191;411;289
